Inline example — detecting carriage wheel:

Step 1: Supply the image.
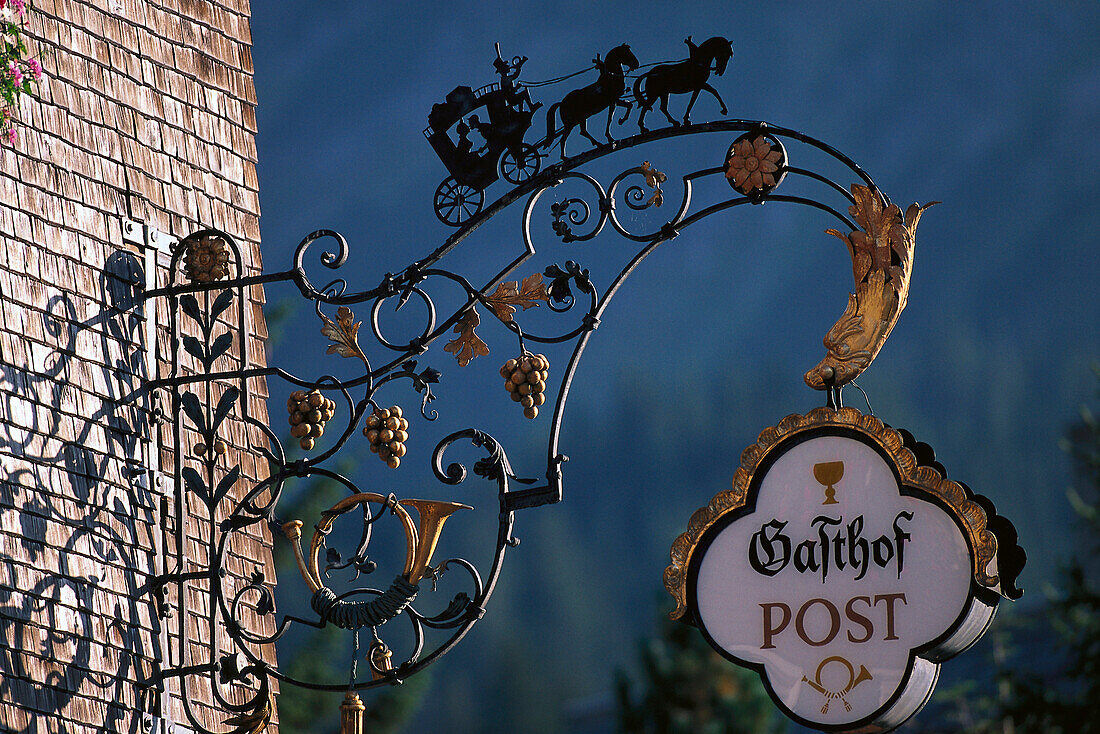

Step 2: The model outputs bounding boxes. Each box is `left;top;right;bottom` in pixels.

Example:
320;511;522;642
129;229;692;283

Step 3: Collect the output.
500;144;542;185
433;177;485;226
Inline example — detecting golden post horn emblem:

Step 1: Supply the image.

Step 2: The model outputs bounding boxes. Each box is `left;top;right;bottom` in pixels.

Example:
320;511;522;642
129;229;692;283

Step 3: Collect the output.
281;493;471;629
399;498;471;584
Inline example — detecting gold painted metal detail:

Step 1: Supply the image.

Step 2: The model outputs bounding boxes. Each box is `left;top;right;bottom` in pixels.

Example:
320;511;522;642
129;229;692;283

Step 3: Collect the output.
444;272;549;366
400;498;471;584
663;407;1001;621
444;307;490;366
368;639;394;681
320;305;370;366
804;185;937;390
725;135;783;194
501;352;550;419
281;519;315;592
640;160;668;207
281;493;472;593
340;691;366;734
287;388;336;451
484;272;549;322
183;233;230;284
223;690;273;734
363;405;409;468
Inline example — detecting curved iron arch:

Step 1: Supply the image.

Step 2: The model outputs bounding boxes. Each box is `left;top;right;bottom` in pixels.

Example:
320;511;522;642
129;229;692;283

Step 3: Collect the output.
140;119;936;727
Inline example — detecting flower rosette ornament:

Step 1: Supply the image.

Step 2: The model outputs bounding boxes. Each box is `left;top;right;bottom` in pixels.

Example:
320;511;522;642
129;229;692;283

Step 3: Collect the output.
184;234;231;283
725;132;787;200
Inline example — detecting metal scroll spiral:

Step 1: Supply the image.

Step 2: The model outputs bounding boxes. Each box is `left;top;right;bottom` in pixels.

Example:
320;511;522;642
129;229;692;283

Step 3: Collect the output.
538;172;608;244
208;426;518;692
291;229;351;301
606;165;690;241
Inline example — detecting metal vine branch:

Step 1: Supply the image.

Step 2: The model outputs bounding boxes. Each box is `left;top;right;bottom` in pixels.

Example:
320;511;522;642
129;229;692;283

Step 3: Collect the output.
136;37;936;732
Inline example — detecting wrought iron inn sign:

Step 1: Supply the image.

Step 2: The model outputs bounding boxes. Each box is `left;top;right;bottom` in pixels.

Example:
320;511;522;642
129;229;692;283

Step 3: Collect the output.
130;37;1024;732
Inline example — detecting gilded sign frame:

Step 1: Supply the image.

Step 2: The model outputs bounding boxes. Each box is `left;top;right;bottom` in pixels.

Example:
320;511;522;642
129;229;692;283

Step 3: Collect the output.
664;407;1022;623
664;406;1024;731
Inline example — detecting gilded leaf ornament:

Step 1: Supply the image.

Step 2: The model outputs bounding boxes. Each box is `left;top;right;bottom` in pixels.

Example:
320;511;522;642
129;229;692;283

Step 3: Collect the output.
484;272;549;322
804;185;937;390
640;160;667;207
319;306;369;366
223;691;273;734
443;273;548;366
443;307;490;366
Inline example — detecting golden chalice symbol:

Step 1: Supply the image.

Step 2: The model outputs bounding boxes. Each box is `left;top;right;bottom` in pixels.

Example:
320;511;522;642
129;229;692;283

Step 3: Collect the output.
813;461;844;505
802;656;872;714
283;492;470;630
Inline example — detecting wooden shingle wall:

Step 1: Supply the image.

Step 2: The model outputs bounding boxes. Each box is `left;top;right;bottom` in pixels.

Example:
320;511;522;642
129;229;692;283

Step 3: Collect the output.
0;0;276;731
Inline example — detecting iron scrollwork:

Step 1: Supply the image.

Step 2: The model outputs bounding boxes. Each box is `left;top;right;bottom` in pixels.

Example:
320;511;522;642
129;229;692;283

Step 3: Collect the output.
136;35;942;732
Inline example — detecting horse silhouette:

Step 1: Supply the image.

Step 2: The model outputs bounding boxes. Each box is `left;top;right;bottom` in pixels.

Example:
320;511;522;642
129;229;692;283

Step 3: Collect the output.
542;44;640;158
632;36;733;132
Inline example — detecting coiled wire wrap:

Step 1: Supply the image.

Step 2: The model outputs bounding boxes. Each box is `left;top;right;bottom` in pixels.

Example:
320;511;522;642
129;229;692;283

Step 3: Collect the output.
311;576;419;630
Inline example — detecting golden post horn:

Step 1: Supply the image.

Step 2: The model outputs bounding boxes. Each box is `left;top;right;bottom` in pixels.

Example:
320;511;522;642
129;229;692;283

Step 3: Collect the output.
305;493;419;592
851;664;873;689
399;499;472;585
281;520;321;593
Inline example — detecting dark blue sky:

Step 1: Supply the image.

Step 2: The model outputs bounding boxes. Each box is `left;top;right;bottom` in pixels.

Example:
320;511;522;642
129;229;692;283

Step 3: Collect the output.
250;3;1099;730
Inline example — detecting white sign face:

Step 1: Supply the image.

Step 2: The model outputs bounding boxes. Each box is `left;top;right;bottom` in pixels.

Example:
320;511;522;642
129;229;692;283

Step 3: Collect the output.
693;434;976;729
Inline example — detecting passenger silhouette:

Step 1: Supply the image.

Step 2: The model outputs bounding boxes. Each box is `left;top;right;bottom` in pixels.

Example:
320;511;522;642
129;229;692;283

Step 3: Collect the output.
455;121;474;156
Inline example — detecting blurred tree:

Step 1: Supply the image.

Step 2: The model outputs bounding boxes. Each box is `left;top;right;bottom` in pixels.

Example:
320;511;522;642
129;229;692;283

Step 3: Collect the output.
993;371;1100;733
893;371;1100;734
614;608;780;734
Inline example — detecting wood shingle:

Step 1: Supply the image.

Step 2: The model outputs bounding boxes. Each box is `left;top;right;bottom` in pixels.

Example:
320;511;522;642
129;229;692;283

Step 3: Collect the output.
1;0;275;730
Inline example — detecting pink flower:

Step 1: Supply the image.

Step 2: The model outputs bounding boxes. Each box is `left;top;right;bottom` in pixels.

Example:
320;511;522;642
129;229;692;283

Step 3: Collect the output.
25;58;41;82
8;61;22;86
10;0;24;15
5;127;16;145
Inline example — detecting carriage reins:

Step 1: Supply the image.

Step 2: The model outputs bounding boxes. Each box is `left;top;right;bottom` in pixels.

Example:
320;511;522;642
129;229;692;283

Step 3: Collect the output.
519;57;682;88
519;67;594;88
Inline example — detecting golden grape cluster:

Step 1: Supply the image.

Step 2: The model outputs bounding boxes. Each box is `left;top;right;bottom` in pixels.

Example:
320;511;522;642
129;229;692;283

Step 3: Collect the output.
287;389;336;450
501;353;549;419
363;405;409;469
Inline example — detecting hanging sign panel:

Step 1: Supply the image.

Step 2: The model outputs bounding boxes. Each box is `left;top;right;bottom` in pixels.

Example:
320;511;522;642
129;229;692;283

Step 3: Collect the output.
664;408;1024;733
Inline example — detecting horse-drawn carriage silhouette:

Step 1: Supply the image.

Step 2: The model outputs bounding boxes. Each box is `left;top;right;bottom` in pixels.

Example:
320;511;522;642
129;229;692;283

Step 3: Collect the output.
426;38;733;227
425;75;543;226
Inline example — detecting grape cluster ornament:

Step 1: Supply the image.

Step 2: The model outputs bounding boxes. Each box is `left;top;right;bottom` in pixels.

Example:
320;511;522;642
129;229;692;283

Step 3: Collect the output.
287;389;336;450
363;405;409;468
501;353;549;419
